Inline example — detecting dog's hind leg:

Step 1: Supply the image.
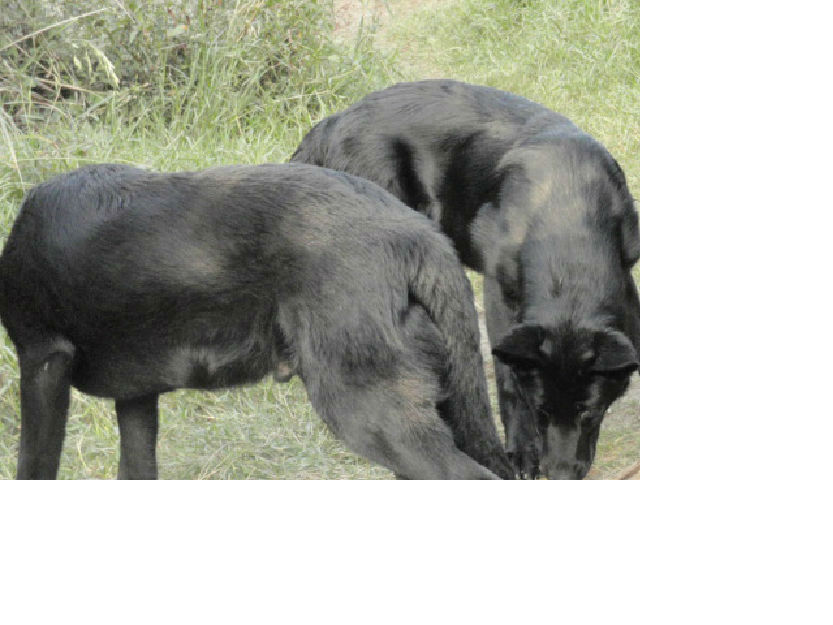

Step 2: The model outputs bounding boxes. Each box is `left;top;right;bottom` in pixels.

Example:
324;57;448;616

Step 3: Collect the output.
16;337;75;479
116;394;160;479
400;303;512;478
355;407;500;480
310;376;499;480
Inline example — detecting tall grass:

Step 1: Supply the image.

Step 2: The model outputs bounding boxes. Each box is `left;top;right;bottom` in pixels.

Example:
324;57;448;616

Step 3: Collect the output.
1;1;398;199
0;0;639;479
388;0;640;200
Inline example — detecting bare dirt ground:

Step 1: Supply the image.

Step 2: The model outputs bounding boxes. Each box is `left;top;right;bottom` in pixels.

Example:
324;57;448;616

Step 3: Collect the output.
333;0;450;77
332;0;640;479
334;0;441;42
333;0;385;39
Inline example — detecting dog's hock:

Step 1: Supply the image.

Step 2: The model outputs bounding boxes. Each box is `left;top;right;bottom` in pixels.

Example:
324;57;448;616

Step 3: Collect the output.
273;360;296;383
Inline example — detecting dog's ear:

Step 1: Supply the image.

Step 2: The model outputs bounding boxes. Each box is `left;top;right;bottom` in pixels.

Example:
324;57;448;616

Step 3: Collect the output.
592;328;639;374
492;325;546;369
607;157;639;268
620;207;639;268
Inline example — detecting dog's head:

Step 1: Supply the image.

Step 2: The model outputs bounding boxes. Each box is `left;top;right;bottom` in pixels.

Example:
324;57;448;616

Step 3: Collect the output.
492;322;638;479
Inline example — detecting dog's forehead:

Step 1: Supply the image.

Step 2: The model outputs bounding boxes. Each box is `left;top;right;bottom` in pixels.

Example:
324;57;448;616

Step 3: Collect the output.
539;326;593;365
533;330;602;404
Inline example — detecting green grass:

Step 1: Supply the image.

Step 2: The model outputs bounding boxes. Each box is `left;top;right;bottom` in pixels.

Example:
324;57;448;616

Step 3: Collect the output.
387;0;639;200
0;0;639;479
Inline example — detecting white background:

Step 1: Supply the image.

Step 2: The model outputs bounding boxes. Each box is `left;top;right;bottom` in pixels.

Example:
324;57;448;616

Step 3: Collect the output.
2;2;832;623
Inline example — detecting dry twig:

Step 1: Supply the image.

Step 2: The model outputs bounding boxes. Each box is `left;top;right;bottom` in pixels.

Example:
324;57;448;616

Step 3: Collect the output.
616;460;640;480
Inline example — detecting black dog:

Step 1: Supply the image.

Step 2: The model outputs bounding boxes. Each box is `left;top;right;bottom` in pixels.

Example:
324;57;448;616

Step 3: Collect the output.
291;80;640;479
0;162;513;480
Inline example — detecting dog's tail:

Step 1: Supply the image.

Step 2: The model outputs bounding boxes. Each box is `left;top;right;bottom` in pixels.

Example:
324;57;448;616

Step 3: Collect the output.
403;234;514;479
289;115;335;166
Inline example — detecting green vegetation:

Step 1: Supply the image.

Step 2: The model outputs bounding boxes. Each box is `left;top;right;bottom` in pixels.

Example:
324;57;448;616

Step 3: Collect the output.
389;0;639;198
0;0;639;479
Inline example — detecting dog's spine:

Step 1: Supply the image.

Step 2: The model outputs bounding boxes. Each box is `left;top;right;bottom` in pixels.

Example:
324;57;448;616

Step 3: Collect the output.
405;237;513;479
289;118;328;166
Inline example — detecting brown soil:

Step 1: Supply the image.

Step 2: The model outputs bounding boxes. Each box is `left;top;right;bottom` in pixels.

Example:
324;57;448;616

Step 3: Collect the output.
333;0;447;41
333;0;453;78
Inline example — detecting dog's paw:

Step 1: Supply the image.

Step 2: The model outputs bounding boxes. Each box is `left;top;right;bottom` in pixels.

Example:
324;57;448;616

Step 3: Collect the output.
508;446;540;480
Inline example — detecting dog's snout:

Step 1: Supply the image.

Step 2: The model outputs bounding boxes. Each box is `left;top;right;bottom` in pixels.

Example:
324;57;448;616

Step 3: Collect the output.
542;460;590;480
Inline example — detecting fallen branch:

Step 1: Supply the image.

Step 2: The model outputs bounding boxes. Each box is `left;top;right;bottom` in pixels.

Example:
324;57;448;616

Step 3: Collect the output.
616;460;640;480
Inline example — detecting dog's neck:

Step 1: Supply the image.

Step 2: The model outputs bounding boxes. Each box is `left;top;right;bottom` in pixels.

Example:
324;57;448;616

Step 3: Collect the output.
520;230;620;326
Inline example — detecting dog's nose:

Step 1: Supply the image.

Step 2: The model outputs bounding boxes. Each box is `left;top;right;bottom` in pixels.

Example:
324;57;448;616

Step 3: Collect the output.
544;463;576;480
544;461;589;480
547;469;574;480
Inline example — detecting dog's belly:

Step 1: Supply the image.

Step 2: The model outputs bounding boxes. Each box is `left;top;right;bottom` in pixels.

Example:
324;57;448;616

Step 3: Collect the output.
173;344;275;390
70;340;279;400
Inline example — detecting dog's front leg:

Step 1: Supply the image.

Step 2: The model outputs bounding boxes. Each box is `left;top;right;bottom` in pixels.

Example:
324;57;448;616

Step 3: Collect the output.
493;360;541;479
16;338;75;479
116;394;160;479
483;276;541;479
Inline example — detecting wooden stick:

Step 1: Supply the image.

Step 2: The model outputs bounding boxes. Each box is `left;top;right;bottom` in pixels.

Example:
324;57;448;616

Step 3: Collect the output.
616;460;640;480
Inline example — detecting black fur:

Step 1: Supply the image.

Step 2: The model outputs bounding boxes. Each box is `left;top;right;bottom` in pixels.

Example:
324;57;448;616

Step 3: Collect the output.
0;162;513;480
291;79;640;479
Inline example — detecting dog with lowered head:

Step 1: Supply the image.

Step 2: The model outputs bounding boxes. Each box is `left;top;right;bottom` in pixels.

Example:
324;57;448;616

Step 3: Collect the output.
291;80;640;479
0;162;513;479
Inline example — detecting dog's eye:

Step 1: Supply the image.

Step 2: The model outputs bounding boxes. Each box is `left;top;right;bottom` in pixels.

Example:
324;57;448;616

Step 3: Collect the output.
574;402;586;414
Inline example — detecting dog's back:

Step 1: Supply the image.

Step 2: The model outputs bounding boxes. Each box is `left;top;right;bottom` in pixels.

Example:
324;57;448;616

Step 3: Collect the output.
1;162;512;479
291;80;586;267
